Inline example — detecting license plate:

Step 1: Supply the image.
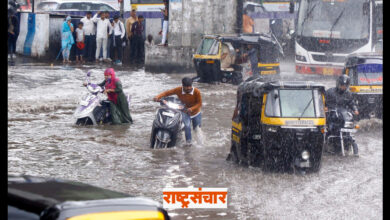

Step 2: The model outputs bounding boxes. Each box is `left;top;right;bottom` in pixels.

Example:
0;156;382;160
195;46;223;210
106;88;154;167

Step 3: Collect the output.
323;68;334;75
80;100;89;106
340;128;356;133
162;112;175;117
368;97;375;103
261;70;277;75
300;161;311;168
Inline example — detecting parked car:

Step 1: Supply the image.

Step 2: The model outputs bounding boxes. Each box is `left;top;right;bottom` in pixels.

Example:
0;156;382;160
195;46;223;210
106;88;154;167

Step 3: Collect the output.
36;0;118;12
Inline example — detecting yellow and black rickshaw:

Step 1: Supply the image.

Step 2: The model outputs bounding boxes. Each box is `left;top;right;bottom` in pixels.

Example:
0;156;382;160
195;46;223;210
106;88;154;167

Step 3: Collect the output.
227;78;327;173
343;52;383;119
193;33;283;85
8;175;170;220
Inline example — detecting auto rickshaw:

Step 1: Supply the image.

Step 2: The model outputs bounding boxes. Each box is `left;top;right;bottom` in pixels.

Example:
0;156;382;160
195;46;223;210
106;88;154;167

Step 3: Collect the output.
193;33;283;85
227;78;327;173
8;175;170;220
343;52;383;119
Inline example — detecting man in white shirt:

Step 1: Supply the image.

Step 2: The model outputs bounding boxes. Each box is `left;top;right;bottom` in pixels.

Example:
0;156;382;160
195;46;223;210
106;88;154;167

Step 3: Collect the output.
80;11;95;62
111;15;126;65
92;11;112;62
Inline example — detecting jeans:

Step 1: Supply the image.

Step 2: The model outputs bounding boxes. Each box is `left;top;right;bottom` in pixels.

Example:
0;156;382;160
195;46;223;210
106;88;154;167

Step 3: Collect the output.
96;37;107;59
84;35;95;61
131;35;144;64
181;112;202;142
111;35;123;61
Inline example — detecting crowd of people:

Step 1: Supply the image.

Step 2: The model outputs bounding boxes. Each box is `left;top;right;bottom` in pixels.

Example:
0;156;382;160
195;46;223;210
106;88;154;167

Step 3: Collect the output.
59;4;172;66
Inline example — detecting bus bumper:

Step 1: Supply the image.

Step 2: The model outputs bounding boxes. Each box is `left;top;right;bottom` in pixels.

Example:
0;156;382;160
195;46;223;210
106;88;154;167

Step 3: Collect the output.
296;63;343;76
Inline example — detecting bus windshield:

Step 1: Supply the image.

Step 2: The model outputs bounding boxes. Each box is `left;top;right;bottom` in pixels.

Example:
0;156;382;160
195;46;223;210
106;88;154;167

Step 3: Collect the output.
296;0;369;40
196;38;219;55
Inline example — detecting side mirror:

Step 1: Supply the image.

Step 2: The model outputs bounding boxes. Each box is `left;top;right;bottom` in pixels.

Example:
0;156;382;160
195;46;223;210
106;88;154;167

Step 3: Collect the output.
289;0;295;14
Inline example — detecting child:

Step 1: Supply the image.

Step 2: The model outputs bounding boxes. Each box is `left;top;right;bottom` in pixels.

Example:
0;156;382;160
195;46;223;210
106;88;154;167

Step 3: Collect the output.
75;22;85;63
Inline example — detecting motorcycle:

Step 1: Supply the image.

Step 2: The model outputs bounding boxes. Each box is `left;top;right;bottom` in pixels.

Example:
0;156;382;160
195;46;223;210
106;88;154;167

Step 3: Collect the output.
325;107;359;156
73;71;130;125
150;97;185;149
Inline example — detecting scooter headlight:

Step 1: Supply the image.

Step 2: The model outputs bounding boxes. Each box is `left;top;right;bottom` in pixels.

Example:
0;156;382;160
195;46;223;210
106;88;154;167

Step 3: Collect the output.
344;121;354;128
301;150;310;160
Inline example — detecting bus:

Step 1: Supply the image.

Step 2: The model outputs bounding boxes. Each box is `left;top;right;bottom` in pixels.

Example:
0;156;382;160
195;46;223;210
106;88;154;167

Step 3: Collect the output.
293;0;382;76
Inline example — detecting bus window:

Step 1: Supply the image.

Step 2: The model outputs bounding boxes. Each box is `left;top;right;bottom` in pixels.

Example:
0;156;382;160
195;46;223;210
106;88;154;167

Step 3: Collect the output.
131;0;164;4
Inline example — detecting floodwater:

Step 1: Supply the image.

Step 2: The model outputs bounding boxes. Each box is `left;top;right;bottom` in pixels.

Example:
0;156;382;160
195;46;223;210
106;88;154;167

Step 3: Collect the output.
8;59;382;219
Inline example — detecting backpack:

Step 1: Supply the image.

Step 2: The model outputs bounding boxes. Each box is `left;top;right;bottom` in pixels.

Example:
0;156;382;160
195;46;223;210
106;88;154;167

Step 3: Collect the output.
118;20;127;47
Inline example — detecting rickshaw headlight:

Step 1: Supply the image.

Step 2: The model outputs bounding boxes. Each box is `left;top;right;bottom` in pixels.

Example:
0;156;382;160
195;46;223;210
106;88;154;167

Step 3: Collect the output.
301;150;310;160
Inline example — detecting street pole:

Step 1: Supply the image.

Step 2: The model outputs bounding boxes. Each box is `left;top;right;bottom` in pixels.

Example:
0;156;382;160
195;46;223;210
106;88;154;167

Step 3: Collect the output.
32;0;34;13
236;0;243;34
120;0;124;19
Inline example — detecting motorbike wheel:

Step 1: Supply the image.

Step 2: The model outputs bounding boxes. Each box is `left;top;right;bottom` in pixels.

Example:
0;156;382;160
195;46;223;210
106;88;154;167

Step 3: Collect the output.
154;139;168;149
221;77;228;83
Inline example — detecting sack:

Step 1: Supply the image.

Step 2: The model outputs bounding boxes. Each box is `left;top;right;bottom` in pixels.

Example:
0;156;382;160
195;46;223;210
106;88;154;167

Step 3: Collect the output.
77;42;85;49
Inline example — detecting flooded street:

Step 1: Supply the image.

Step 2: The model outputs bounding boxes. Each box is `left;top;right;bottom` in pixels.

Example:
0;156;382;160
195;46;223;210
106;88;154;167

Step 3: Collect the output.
8;60;382;219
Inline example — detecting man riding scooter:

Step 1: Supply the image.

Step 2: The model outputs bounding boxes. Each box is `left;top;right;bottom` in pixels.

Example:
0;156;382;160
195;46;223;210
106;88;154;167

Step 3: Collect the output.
325;75;359;156
153;77;202;146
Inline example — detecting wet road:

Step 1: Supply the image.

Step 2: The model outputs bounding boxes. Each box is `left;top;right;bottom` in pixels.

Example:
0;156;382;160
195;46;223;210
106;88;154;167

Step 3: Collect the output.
8;59;382;219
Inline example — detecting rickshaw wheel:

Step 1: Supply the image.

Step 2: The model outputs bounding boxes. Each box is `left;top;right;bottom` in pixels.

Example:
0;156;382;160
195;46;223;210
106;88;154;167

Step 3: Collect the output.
229;144;240;164
221;77;228;83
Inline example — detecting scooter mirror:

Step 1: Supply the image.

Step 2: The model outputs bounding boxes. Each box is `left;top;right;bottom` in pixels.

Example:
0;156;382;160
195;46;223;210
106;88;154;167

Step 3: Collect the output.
87;71;91;77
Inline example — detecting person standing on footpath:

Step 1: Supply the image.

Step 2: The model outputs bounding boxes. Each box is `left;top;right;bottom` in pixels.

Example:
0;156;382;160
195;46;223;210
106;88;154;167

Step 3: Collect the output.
111;15;126;65
93;11;112;62
158;0;169;46
126;10;137;63
131;15;145;64
8;9;19;60
61;16;74;64
75;22;85;64
80;11;96;62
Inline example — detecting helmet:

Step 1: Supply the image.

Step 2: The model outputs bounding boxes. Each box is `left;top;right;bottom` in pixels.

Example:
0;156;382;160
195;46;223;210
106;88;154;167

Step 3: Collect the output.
336;75;350;91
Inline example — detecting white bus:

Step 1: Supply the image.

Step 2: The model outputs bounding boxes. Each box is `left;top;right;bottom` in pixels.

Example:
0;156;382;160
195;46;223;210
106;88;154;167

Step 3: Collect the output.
293;0;382;76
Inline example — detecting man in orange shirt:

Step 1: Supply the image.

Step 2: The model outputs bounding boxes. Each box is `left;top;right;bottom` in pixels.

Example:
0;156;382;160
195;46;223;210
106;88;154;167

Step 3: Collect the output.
242;9;254;33
154;77;202;145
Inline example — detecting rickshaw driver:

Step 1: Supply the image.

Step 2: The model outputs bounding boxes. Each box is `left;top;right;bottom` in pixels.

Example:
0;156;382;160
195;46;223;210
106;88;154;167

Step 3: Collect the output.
325;75;359;156
242;44;259;76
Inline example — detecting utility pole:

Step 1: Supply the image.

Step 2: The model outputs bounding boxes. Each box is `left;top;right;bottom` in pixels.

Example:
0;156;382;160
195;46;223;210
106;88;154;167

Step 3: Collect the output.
236;0;243;33
32;0;35;13
120;0;124;19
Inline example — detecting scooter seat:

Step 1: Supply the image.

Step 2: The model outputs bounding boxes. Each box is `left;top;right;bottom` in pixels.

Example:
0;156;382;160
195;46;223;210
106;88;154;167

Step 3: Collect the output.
221;67;235;72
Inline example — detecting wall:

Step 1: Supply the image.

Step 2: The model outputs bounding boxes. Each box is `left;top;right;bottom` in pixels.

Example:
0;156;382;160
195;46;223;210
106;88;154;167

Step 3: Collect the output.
145;0;237;73
169;0;237;48
16;13;49;58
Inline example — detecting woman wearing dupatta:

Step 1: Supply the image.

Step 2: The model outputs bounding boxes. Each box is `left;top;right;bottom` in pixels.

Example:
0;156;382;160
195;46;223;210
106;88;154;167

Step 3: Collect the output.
98;68;133;125
62;16;75;64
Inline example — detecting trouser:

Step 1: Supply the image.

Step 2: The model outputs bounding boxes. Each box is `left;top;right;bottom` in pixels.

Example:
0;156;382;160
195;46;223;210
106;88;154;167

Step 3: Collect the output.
84;35;95;61
181;112;202;142
251;63;259;76
8;33;17;54
161;20;169;44
131;35;144;63
111;35;123;61
96;37;107;59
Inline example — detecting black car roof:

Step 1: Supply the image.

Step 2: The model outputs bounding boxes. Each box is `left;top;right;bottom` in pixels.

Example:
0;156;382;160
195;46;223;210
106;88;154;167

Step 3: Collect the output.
203;33;276;45
237;77;326;97
8;175;165;218
345;52;383;67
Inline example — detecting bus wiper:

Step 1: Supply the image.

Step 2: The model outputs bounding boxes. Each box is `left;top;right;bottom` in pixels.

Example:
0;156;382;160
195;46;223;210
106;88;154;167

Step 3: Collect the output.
300;2;318;36
329;7;345;40
299;97;313;119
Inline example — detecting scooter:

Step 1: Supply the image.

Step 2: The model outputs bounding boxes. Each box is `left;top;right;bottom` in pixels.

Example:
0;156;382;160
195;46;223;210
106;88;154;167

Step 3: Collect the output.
326;107;359;156
150;97;185;149
73;71;130;125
